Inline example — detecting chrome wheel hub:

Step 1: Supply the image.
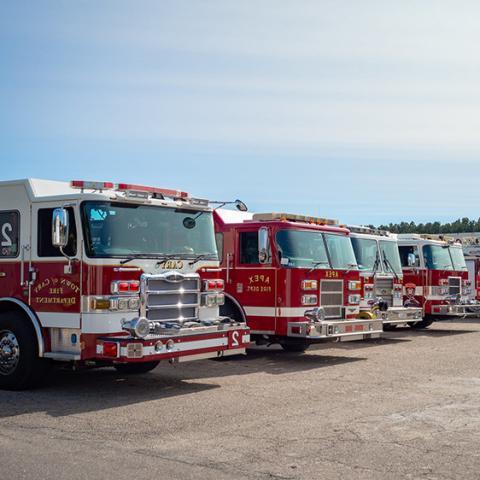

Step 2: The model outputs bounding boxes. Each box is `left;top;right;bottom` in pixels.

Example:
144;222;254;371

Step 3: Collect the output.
0;330;20;375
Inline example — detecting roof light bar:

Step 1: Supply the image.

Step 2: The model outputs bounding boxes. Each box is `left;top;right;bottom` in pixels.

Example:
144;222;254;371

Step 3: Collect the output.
116;183;189;199
70;180;189;199
347;225;390;236
71;180;115;190
252;212;337;225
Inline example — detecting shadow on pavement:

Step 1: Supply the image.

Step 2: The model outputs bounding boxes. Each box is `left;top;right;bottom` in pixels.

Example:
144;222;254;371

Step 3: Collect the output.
0;369;220;419
164;348;366;381
393;328;477;337
326;336;411;351
0;350;366;418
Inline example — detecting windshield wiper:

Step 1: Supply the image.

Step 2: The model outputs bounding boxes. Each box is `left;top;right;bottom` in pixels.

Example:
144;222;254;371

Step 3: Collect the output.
372;250;380;276
382;250;399;281
308;260;330;273
344;262;358;274
120;253;180;265
188;253;216;266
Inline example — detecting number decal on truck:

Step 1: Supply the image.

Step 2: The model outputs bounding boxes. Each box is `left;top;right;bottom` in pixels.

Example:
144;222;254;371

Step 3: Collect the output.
0;212;19;257
1;223;12;247
231;330;240;347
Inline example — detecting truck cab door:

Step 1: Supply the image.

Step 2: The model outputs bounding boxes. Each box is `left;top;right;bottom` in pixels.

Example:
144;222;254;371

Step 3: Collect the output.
231;228;276;333
29;204;82;329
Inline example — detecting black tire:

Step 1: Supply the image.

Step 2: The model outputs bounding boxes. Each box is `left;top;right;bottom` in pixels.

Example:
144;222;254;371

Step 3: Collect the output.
114;361;159;374
408;319;434;329
280;341;309;353
383;324;398;331
0;312;50;390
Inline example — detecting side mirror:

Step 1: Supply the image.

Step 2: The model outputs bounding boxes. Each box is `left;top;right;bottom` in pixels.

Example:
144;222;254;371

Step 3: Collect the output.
52;208;69;248
407;253;417;267
235;200;248;212
258;227;270;264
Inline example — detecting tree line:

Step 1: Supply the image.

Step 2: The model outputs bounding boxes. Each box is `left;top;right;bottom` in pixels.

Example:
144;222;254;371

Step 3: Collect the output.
374;217;480;234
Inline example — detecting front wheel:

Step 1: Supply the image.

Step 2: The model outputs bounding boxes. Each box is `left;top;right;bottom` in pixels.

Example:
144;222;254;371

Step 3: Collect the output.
280;341;309;353
0;312;50;390
114;361;160;374
408;319;433;329
383;324;397;331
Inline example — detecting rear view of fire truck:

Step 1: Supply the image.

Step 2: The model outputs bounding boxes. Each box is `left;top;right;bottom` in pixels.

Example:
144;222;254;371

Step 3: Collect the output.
397;234;480;327
0;179;249;390
214;210;383;352
348;226;422;329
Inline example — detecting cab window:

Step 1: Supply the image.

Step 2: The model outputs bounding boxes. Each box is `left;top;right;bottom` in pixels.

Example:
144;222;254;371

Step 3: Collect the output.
215;232;224;263
38;208;77;257
0;211;20;258
398;245;420;267
239;231;260;264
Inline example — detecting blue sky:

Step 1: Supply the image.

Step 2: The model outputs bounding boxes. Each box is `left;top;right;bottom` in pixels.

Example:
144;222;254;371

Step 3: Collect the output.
2;1;480;225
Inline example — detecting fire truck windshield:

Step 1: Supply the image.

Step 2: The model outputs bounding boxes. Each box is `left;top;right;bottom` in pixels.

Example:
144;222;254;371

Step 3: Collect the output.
81;201;218;259
351;237;378;271
275;230;357;270
449;246;467;271
422;245;454;270
276;230;329;269
324;234;358;270
379;240;402;274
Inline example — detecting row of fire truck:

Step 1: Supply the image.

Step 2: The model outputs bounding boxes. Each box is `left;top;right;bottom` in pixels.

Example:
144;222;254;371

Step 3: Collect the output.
0;178;478;390
214;212;480;349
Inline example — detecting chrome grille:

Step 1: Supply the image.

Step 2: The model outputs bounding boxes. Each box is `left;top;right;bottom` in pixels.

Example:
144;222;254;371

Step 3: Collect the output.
320;280;343;319
140;272;200;324
448;277;461;296
374;277;394;306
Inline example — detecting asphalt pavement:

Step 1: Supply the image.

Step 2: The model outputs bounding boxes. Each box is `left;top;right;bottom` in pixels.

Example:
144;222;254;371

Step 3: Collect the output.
1;319;479;479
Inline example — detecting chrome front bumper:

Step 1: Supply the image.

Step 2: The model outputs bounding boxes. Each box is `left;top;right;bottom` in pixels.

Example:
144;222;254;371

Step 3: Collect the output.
431;303;480;317
287;319;383;342
381;306;423;325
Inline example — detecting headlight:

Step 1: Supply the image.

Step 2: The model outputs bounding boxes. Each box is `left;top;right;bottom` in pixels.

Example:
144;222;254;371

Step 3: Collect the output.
301;294;318;305
348;294;361;304
128;297;140;310
202;293;225;307
91;296;140;312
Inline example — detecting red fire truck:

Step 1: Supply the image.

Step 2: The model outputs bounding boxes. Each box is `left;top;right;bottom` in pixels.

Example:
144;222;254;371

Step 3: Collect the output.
397;234;480;327
213;210;383;352
0;179;249;390
348;226;422;329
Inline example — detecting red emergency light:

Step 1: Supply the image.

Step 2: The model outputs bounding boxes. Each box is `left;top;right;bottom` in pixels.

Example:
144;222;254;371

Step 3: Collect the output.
111;280;140;294
102;341;119;358
204;279;225;291
71;180;115;190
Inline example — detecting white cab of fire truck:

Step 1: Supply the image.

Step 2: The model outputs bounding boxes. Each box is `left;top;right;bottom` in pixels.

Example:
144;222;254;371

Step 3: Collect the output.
397;234;480;325
462;238;480;301
348;226;422;329
0;179;249;390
